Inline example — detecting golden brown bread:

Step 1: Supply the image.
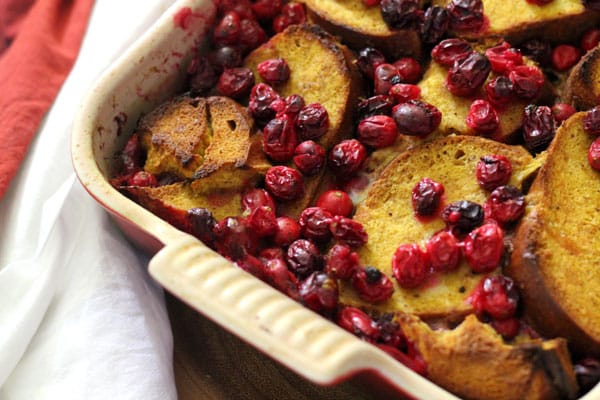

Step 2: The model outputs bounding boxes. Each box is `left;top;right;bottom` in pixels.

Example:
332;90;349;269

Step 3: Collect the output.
563;44;600;110
507;112;600;358
398;314;579;400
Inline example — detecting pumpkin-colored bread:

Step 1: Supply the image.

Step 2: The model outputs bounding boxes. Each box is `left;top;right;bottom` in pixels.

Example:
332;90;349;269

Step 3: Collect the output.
563;44;600;110
507;112;600;358
398;314;579;400
341;135;540;321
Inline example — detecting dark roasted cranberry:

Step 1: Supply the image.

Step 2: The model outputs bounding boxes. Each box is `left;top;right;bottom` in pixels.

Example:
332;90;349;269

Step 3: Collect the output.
120;134;143;175
330;216;368;248
356;47;387;79
217;0;253;17
248;205;277;237
213;217;258;260
251;0;282;20
286;239;323;278
491;317;520;340
337;307;380;342
420;6;449;45
284;94;305;117
426;230;461;273
376;343;428;376
485;76;514;107
463;223;504;273
392;100;442;136
508;65;544;100
242;188;276;214
357;115;398;148
441;200;484;233
519;39;552;67
575;358;600;393
389;84;420;104
466;99;499;135
239;18;267;53
584;106;600;135
446;0;484;31
188;207;216;246
431;38;472;67
393;57;421;83
217;67;255;98
208;46;242;74
262;114;298;162
551;44;581;72
522;105;556;152
273;216;301;247
325;244;359;280
446;52;491;97
581;28;600;51
485;41;523;75
486;185;525;225
374;63;402;96
356;95;395;119
380;0;422;29
392;243;429;288
127;171;158;187
296;103;329;141
248;83;281;124
411;178;445;216
551;103;576;123
299;271;339;315
257;58;291;85
263;256;300;299
213;11;242;47
299;207;333;243
328;139;367;177
352;266;395;303
469;275;518;319
589;137;600;171
476;154;512;191
376;314;406;348
584;0;600;10
316;190;354;217
237;254;269;281
293;140;326;176
282;2;306;24
188;56;218;93
264;166;305;201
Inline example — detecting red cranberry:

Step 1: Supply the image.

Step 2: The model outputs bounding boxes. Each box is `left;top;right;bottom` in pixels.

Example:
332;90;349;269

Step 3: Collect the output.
581;28;600;51
575;358;600;393
248;83;281;124
476;154;512;191
248;205;277;237
411;178;445;216
283;94;305;117
584;106;600;135
325;244;359;280
374;63;402;95
260;247;285;260
286;239;323;278
392;243;429;288
293;140;326;176
551;45;581;72
380;0;422;30
188;56;218;93
272;14;292;33
239;19;267;53
588;137;600;171
392;100;442;136
485;76;514;107
445;52;491;97
431;38;473;67
281;2;307;24
490;317;520;340
469;275;519;319
217;0;253;17
389;84;420;104
213;216;259;260
466;99;499;136
262;114;298;162
217;67;255;99
357;115;398;148
446;0;484;31
251;0;282;20
551;103;576;123
127;171;158;187
522;105;556;152
337;307;380;342
257;58;291;85
356;47;387;79
237;254;269;281
426;230;461;273
328;139;367;177
352;266;395;303
208;46;243;73
120;134;143;175
441;200;484;233
375;344;428;376
376;314;406;348
273;216;301;247
486;185;525;225
485;41;523;75
295;103;329;141
316;190;354;217
299;271;339;315
463;223;504;273
299;207;333;243
213;11;242;46
188;207;216;246
329;216;368;248
420;6;450;45
393;57;421;83
241;188;276;214
263;256;300;300
519;39;552;67
265;166;305;201
364;0;381;5
356;95;395;119
508;65;544;100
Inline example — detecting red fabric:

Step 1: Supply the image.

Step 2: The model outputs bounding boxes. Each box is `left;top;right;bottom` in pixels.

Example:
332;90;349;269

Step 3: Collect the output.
0;0;94;200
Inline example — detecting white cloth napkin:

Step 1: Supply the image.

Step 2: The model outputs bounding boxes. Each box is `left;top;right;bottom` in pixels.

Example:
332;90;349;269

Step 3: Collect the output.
0;1;179;398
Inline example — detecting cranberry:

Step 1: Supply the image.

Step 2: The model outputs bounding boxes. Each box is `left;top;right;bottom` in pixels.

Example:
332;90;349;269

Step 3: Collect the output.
463;223;504;273
376;344;428;376
469;275;519;319
491;317;521;340
431;38;473;67
237;254;269;281
519;39;552;67
217;0;253;17
328;139;367;177
272;14;293;33
262;114;298;162
420;6;450;45
588;137;600;171
286;239;323;278
392;100;442;137
441;200;484;233
299;207;333;243
217;67;255;99
299;271;339;315
485;41;523;75
295;103;329;141
357;115;398;148
352;266;395;303
575;358;600;393
485;76;514;107
316;190;354;217
293;140;326;176
120;134;143;175
213;217;258;260
283;94;305;117
127;171;158;187
239;19;267;53
446;0;484;31
188;56;218;93
426;230;461;273
584;0;600;10
551;103;576;123
486;185;525;225
248;83;281;124
376;314;406;348
263;256;300;299
337;307;381;342
392;243;429;288
379;0;422;30
508;65;544;100
389;84;420;104
581;28;600;51
356;95;395;119
251;0;282;20
411;178;445;216
374;63;402;96
393;57;421;83
208;46;243;73
476;154;512;191
241;188;276;214
260;247;285;260
281;2;307;24
364;0;381;5
188;207;217;246
466;100;499;136
329;216;368;248
584;106;600;135
446;52;491;97
551;45;581;72
356;47;387;79
264;166;305;201
257;58;291;85
213;11;242;47
248;205;277;237
325;244;359;280
522;105;556;152
273;216;301;247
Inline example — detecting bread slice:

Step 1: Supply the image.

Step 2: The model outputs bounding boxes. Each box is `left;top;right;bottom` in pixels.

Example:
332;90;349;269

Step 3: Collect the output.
398;314;578;400
508;112;600;358
563;44;600;111
302;0;422;59
342;136;540;321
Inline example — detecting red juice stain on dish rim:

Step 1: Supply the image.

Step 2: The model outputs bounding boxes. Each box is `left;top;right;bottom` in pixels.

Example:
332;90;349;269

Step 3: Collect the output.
174;7;194;30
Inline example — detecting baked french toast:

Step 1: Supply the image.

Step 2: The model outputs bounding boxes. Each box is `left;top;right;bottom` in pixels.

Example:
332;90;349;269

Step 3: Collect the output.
563;44;600;110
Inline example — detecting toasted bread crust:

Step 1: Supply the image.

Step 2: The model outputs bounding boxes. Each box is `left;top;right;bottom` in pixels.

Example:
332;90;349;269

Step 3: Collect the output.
563;45;600;110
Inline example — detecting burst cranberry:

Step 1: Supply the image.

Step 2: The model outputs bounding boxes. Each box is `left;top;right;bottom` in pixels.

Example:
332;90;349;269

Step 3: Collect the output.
392;243;429;288
551;45;581;72
588;137;600;171
328;139;367;177
476;154;512;191
426;230;461;273
374;63;402;95
241;188;276;214
188;207;216;246
325;244;359;280
393;57;421;83
283;94;305;117
273;216;301;247
356;47;387;79
380;0;422;29
239;19;267;53
265;166;305;201
581;28;600;51
188;56;218;93
469;275;519;319
485;76;514;107
213;11;242;46
293;140;326;176
282;2;306;24
208;46;242;74
127;171;158;187
330;216;368;248
575;358;600;393
248;205;277;237
392;100;442;136
248;83;281;124
337;307;381;342
299;207;333;243
485;41;523;74
446;0;484;31
486;185;525;225
251;0;282;20
551;103;576;123
508;65;544;100
263;256;300;300
262;114;298;162
357;115;398;148
431;38;473;67
316;190;354;217
446;52;491;97
584;106;600;135
295;103;329;141
217;67;255;99
466;100;499;135
420;6;449;45
441;200;484;233
463;223;504;273
356;95;395;119
286;239;323;278
299;271;339;314
389;84;420;104
352;266;395;303
519;39;552;67
257;58;291;85
522;105;556;152
213;217;258;260
491;317;520;340
411;178;445;216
